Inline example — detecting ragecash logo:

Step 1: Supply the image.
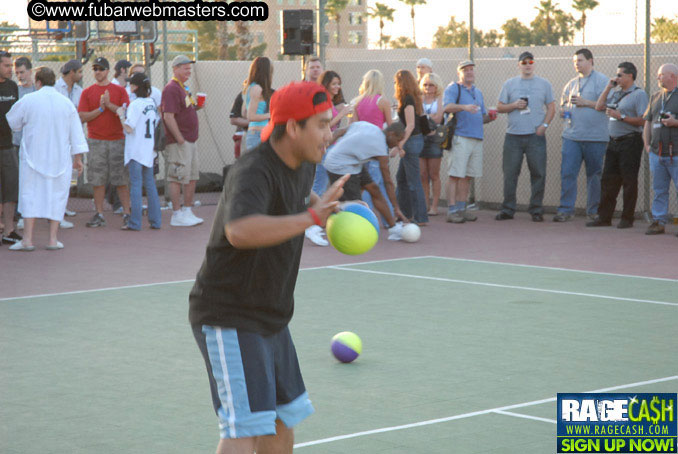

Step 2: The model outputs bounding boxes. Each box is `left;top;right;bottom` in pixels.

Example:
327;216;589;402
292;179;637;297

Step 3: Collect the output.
557;393;677;453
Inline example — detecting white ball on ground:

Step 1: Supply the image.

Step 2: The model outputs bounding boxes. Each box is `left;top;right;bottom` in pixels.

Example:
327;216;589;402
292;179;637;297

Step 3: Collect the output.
401;223;421;243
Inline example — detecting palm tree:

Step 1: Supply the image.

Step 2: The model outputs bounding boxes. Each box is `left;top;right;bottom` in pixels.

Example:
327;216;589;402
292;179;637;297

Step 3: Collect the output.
368;2;396;49
572;0;599;45
535;0;558;39
325;0;349;46
232;0;252;60
217;21;229;60
398;0;427;47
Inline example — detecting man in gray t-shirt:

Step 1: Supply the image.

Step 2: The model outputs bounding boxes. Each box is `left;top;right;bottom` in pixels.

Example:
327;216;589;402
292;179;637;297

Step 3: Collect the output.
324;121;407;239
495;51;555;222
587;62;649;229
554;48;610;222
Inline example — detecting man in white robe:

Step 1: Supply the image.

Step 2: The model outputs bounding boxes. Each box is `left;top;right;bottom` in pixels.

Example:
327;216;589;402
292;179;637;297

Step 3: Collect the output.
5;66;88;250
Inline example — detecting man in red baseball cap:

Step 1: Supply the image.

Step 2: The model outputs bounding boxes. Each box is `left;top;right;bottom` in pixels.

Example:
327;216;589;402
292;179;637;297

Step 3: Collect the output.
189;81;348;454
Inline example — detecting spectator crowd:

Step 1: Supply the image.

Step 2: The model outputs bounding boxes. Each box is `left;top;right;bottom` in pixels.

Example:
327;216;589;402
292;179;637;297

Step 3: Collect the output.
2;48;678;250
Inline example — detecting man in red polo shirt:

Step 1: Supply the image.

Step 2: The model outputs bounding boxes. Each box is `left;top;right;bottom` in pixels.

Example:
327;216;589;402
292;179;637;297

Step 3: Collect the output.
78;57;130;228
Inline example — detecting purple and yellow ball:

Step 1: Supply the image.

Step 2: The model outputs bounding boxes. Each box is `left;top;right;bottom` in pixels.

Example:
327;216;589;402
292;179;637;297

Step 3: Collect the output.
331;331;362;363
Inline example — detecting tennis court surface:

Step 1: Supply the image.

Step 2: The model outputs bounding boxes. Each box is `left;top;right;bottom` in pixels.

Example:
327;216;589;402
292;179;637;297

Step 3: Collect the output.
2;256;676;454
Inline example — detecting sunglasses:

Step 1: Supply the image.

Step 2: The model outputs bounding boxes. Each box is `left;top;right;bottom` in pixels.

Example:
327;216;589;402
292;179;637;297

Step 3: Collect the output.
520;60;535;65
93;67;106;72
423;83;435;87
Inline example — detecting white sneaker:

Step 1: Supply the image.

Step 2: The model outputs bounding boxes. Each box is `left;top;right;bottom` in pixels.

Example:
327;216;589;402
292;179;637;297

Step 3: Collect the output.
113;207;124;215
387;222;403;241
305;225;328;246
59;219;74;229
16;218;24;230
182;206;203;224
193;200;201;208
64;209;76;217
170;210;199;227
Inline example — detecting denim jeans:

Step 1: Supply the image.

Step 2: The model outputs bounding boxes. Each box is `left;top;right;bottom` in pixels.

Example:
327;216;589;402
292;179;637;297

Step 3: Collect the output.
244;129;262;152
311;152;329;197
396;134;428;223
362;160;393;226
128;159;161;230
558;138;607;215
648;152;678;223
501;133;547;215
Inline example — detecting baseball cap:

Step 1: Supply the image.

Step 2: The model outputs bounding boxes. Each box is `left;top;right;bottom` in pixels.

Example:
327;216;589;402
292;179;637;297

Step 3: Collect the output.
518;51;534;62
92;57;109;70
260;81;334;142
126;72;149;86
114;59;132;71
61;59;82;74
171;55;195;67
416;57;433;68
457;60;475;71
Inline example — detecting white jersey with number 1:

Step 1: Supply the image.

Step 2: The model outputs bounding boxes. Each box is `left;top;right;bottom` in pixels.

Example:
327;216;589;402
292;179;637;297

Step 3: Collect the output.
123;97;157;168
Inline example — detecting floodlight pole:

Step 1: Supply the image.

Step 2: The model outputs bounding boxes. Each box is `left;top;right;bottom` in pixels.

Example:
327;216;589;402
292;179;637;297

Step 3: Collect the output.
468;0;474;62
642;0;651;221
317;0;327;65
468;0;476;206
162;21;168;87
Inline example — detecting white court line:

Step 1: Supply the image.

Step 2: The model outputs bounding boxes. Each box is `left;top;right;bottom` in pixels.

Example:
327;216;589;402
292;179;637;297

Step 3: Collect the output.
293;375;678;449
329;266;678;308
493;410;556;424
0;256;432;302
426;256;678;283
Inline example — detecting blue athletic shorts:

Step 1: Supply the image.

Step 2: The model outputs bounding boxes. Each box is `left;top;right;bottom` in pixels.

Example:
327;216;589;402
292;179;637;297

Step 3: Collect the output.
192;325;315;439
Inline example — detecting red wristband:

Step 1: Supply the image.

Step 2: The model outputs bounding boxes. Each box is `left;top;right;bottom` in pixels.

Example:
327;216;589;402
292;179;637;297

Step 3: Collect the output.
307;208;321;226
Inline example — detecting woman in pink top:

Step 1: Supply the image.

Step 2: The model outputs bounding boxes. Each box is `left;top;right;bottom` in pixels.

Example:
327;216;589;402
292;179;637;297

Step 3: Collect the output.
350;70;399;226
351;70;393;128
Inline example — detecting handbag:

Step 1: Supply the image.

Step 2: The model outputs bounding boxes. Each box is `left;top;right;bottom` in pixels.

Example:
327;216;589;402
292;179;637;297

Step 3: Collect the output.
154;119;166;152
419;113;433;136
441;83;462;151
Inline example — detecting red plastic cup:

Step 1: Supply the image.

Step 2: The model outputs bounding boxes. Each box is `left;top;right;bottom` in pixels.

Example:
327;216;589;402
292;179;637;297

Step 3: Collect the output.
489;107;498;120
196;92;206;108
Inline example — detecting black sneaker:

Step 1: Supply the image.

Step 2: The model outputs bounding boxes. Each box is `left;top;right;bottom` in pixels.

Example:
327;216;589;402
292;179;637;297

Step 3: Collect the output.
2;230;23;244
121;214;130;230
86;213;106;228
531;213;544;222
495;212;514;220
586;219;612;227
617;219;633;229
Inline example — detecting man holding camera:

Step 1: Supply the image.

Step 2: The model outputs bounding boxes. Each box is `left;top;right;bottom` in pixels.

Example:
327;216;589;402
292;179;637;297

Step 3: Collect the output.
587;62;648;229
642;63;678;235
495;52;555;222
554;48;609;222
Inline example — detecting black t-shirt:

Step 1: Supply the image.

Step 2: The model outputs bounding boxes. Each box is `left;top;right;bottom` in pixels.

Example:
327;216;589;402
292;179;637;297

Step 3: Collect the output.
230;92;247;132
189;141;314;335
398;94;421;136
0;79;19;148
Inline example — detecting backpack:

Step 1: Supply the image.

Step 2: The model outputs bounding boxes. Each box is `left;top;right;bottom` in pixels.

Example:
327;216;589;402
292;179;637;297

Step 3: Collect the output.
440;83;462;150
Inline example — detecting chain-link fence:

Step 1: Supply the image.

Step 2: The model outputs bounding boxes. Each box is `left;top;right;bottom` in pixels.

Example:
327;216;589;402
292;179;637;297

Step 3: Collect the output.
193;41;678;221
5;18;678;219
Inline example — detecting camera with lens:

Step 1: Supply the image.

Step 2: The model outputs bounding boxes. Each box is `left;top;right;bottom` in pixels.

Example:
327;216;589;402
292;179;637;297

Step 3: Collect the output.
660;112;672;120
606;103;619;110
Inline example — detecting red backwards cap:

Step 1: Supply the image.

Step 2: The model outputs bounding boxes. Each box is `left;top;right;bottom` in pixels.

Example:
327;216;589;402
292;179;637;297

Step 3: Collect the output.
260;81;334;142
